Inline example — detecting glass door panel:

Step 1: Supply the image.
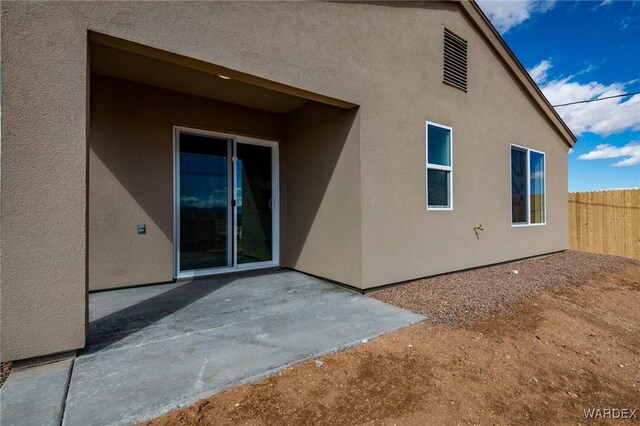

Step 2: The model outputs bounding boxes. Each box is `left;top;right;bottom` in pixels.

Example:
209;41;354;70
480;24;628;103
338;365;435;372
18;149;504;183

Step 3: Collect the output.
179;133;231;271
236;143;273;265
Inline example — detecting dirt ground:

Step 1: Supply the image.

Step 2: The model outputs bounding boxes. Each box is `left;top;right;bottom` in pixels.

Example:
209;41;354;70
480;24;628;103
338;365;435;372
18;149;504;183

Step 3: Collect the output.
144;251;640;425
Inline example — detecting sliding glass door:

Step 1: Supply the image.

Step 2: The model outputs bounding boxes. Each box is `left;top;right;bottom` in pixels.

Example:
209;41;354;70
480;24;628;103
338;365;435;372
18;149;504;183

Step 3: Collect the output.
178;133;231;271
236;143;274;265
175;127;279;277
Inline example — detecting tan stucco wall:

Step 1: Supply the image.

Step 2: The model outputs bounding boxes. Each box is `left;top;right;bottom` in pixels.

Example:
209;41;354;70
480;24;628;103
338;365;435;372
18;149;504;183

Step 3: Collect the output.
1;1;568;359
282;103;362;287
1;2;89;361
89;75;285;291
91;77;362;291
358;6;569;288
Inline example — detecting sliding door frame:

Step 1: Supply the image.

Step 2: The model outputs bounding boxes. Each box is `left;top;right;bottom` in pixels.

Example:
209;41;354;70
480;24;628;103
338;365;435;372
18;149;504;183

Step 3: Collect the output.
173;126;280;279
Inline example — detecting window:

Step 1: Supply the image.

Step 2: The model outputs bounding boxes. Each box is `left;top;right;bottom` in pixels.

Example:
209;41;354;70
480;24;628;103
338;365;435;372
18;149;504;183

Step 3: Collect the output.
511;145;545;225
443;29;468;92
426;122;453;209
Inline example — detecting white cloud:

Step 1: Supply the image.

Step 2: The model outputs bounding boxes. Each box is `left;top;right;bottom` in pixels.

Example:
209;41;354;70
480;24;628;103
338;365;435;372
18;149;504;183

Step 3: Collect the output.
578;141;640;167
547;84;640;137
530;59;640;137
617;16;631;30
541;78;624;107
527;59;552;84
476;0;556;34
180;195;227;208
568;148;574;154
180;196;200;204
594;0;613;10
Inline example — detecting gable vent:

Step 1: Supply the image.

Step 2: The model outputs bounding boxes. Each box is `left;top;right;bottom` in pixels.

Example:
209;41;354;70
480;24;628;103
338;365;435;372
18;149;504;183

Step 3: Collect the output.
443;29;468;92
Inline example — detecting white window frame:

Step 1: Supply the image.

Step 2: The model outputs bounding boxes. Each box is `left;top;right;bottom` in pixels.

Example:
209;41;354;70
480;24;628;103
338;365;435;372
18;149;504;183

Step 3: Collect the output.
426;121;453;210
173;126;280;279
510;144;546;227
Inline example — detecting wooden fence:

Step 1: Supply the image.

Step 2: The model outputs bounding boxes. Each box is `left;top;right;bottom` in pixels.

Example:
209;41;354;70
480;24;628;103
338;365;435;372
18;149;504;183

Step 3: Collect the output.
569;189;640;260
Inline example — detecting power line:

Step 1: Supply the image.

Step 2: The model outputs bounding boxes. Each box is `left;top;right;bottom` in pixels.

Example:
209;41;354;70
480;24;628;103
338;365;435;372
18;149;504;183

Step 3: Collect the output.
552;91;640;108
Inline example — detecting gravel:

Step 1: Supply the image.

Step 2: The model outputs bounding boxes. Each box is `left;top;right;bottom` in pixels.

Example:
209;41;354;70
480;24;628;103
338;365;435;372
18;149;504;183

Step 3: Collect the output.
1;361;11;388
372;250;640;326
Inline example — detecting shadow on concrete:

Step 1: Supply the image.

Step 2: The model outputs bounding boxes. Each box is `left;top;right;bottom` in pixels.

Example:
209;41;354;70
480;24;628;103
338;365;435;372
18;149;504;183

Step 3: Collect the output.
85;268;289;354
83;276;236;354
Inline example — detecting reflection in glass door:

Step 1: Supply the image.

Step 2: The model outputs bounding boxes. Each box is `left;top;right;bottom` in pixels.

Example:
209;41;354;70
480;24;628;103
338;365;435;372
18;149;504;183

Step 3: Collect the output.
178;133;231;272
175;127;278;278
236;143;273;265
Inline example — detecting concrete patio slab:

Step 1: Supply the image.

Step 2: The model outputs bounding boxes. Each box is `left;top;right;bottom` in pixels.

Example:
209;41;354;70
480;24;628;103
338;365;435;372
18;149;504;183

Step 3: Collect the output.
4;270;424;426
0;359;73;426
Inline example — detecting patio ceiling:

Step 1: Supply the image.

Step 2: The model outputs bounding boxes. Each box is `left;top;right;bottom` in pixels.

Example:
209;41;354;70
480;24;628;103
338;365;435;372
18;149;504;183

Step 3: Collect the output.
89;32;357;115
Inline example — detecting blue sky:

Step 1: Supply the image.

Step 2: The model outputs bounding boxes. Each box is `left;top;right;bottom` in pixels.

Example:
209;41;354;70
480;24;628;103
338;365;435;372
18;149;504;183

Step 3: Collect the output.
477;0;640;192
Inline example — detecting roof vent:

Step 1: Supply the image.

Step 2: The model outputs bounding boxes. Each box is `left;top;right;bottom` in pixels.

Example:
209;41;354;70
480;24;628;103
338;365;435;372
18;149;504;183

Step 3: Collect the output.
443;29;468;92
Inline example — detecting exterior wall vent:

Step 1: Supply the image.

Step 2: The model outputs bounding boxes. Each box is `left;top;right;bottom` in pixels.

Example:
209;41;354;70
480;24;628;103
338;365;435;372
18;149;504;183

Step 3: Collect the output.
443;29;468;92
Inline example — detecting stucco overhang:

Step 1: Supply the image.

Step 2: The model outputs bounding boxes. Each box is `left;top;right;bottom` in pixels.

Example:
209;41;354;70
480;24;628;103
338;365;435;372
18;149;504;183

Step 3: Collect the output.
89;31;358;114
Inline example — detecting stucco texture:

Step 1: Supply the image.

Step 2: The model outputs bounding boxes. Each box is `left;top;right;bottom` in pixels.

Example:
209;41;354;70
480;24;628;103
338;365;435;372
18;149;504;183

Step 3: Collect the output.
1;1;569;360
357;4;569;287
88;76;285;290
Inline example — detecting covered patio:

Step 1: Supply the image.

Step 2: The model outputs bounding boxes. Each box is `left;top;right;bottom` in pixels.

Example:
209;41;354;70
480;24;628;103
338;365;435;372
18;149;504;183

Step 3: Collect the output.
88;32;363;293
1;270;423;425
